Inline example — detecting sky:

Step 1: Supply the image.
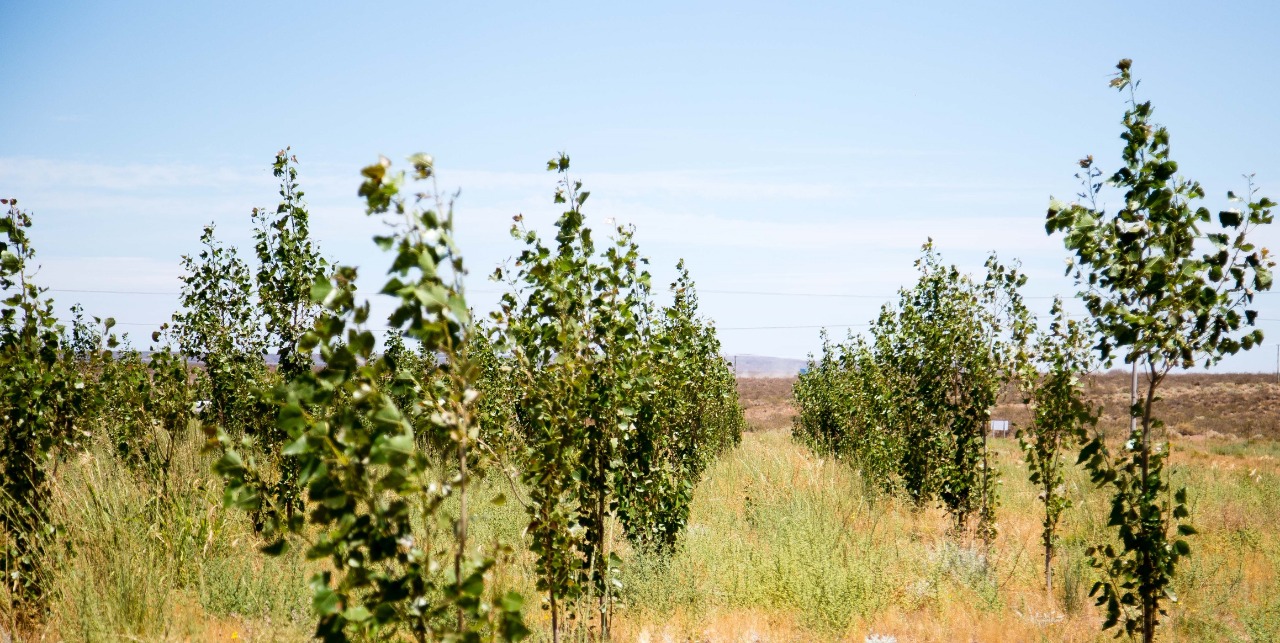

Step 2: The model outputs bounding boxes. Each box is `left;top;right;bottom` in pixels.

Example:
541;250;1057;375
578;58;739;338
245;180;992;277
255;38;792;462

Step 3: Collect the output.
3;2;1280;370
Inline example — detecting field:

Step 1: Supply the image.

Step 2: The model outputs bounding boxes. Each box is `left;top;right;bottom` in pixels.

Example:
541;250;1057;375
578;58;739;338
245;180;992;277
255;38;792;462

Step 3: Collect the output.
9;7;1280;643
12;373;1278;642
994;372;1280;440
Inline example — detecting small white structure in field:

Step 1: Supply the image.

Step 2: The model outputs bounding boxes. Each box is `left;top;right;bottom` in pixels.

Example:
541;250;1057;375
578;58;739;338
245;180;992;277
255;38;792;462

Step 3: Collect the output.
989;419;1011;438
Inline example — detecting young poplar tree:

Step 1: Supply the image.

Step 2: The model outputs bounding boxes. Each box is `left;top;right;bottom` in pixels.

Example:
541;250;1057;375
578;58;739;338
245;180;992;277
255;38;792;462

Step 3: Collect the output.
1047;59;1275;641
792;330;851;457
834;335;898;491
1018;297;1098;593
253;148;327;381
655;262;744;483
214;154;528;642
493;155;647;641
793;243;1031;544
621;262;744;553
252;148;327;520
875;243;1031;538
173;223;268;436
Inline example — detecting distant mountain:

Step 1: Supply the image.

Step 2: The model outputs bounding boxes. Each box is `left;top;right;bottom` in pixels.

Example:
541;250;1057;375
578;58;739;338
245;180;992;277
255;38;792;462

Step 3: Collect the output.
725;354;807;378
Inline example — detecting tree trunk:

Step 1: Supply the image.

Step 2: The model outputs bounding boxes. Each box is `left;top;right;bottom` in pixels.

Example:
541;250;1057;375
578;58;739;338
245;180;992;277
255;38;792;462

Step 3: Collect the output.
456;432;468;631
598;491;609;640
1045;551;1053;594
1140;367;1157;643
1045;480;1054;594
550;588;559;643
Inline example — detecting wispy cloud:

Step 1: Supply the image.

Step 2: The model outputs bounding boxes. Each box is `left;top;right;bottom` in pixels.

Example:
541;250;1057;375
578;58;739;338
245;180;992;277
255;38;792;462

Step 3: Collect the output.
8;154;1276;369
0;157;273;193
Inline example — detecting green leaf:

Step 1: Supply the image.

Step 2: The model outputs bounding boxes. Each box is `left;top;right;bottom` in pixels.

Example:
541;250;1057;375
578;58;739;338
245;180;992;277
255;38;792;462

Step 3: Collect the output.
342;605;372;622
384;433;414;455
501;590;524;612
310;275;333;303
261;539;289;556
282;435;310;456
313;587;341;616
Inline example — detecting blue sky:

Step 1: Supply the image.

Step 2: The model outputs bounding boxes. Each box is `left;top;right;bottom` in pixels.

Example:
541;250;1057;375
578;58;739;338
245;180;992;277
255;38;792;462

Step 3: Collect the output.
3;2;1279;369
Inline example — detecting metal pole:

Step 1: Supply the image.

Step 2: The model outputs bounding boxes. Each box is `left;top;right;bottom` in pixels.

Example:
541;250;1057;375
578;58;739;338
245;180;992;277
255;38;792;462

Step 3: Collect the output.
1129;357;1139;437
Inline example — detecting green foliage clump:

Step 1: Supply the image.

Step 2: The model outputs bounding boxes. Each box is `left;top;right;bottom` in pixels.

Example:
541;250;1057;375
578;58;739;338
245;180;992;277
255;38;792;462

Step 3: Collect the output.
467;327;522;452
793;242;1030;540
494;155;744;641
621;261;745;553
792;331;898;489
173;222;271;437
77;325;197;492
494;155;647;640
213;154;527;642
254;147;328;381
0;200;86;621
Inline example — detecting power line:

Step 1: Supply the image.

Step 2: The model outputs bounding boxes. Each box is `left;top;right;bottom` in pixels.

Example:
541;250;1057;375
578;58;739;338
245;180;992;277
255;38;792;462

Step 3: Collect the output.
51;288;179;296
701;288;1060;300
46;287;509;297
111;320;878;333
720;323;870;331
701;289;890;299
49;285;1279;302
111;320;404;333
40;288;1280;331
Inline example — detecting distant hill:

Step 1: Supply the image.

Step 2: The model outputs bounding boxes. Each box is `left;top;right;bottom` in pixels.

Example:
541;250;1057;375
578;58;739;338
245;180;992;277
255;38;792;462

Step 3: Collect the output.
725;354;806;378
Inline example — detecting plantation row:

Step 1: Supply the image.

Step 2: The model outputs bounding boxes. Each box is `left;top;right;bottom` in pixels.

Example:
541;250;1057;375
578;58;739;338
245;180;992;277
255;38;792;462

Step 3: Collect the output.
0;152;744;641
792;60;1276;642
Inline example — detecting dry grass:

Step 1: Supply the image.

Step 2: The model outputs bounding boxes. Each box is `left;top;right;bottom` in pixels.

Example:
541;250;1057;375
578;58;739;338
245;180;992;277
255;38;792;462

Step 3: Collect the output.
7;375;1280;642
614;383;1280;642
613;430;1111;642
736;377;797;433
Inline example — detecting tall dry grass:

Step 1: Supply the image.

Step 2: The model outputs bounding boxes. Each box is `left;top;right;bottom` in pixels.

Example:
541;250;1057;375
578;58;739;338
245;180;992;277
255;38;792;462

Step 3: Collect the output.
23;423;313;642
613;430;1280;642
4;376;1279;641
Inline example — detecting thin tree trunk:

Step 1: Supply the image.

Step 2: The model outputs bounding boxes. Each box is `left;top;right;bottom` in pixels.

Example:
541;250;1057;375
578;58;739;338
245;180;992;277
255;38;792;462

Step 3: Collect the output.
981;424;990;544
1140;366;1158;643
550;588;559;643
456;432;468;631
1045;477;1054;594
598;491;607;640
1045;535;1053;594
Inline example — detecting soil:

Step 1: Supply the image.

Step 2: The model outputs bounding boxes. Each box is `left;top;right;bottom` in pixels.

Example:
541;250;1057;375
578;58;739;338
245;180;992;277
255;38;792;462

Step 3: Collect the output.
739;372;1280;439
